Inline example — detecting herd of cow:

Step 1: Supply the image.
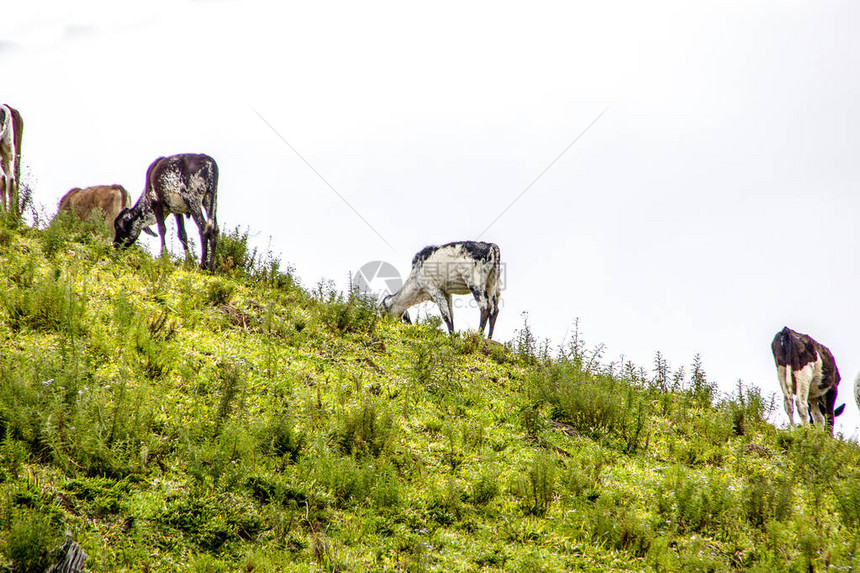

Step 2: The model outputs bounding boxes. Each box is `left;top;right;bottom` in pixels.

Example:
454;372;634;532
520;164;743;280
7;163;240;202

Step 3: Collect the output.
0;103;856;435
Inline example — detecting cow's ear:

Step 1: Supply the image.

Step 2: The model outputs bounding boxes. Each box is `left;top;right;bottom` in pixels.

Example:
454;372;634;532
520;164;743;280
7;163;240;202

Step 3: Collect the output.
142;226;157;237
835;403;846;417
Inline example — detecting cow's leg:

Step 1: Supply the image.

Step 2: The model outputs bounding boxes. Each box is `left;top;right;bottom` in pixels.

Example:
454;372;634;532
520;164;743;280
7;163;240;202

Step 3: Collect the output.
174;214;190;259
0;168;6;211
778;365;796;427
793;362;816;426
188;207;211;270
153;205;168;257
203;192;218;271
0;155;9;211
0;115;10;211
428;288;455;333
488;292;500;340
470;285;490;336
207;218;218;271
809;397;826;426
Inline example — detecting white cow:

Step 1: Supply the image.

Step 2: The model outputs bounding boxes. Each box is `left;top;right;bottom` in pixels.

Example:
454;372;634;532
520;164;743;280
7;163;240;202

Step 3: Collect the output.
382;241;501;339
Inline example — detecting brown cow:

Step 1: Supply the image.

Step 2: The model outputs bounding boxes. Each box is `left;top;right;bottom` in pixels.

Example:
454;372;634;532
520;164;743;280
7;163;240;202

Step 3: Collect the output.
57;185;156;241
0;104;23;213
114;153;219;271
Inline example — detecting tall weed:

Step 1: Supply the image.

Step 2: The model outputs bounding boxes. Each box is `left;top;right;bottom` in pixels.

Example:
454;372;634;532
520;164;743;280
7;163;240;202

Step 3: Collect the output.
530;361;651;453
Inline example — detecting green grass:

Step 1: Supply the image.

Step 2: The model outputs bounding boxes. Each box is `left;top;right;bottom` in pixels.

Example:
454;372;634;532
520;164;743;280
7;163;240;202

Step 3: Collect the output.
1;218;860;571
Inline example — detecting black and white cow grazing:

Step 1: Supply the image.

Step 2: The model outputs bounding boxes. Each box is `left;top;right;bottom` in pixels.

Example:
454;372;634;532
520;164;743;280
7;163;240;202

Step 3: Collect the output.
771;326;845;434
114;153;219;271
0;104;23;213
382;241;502;339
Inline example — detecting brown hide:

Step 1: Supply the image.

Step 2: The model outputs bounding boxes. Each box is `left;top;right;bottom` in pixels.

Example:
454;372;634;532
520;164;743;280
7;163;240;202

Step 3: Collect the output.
58;184;132;239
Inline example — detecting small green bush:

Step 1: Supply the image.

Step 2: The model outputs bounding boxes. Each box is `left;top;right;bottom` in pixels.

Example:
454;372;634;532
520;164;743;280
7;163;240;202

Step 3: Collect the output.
470;469;501;506
656;467;737;535
335;398;395;458
318;281;379;334
589;493;654;556
261;411;305;463
1;507;63;572
3;269;86;336
742;472;793;528
529;361;652;453
832;474;860;529
206;278;235;306
723;380;773;437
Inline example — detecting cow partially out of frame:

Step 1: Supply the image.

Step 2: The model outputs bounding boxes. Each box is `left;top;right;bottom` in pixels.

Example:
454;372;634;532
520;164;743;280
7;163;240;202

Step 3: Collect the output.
772;326;845;434
114;153;219;271
0;104;23;213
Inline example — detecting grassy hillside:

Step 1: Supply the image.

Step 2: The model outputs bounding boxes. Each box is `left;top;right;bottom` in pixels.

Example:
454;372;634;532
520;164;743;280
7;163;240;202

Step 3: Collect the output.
1;216;860;572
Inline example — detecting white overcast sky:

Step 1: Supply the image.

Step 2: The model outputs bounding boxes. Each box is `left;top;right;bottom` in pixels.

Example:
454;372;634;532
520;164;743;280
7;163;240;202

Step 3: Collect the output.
3;1;860;433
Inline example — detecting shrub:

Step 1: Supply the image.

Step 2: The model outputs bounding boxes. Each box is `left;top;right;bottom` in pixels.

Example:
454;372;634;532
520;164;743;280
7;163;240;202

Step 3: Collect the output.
335;398;395;458
509;454;557;516
562;447;609;501
40;208;112;257
741;473;793;528
3;268;86;337
318;281;379;334
722;380;773;437
470;469;501;506
589;493;654;556
214;225;259;276
157;491;264;551
656;467;737;535
524;453;557;516
213;225;298;292
206;278;235;306
306;452;401;508
214;360;247;434
260;411;305;463
687;354;717;408
529;361;652;454
1;507;63;572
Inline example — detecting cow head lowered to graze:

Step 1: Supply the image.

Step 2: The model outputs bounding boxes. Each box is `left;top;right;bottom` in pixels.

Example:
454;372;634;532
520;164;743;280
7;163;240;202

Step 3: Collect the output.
114;153;219;271
0;104;23;213
771;326;845;434
382;241;501;339
57;184;157;241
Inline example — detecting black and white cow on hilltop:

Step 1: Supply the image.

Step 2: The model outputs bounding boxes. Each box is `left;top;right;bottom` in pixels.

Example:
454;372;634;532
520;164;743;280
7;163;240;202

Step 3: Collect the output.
114;153;219;271
382;241;501;339
771;326;845;434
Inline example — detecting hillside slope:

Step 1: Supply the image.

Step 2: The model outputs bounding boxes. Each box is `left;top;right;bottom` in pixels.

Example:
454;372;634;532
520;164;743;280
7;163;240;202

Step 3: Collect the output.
1;218;860;572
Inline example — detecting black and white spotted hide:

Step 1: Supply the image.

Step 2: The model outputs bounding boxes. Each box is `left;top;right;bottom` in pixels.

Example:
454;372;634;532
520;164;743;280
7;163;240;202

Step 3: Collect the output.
115;153;219;271
383;241;502;339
